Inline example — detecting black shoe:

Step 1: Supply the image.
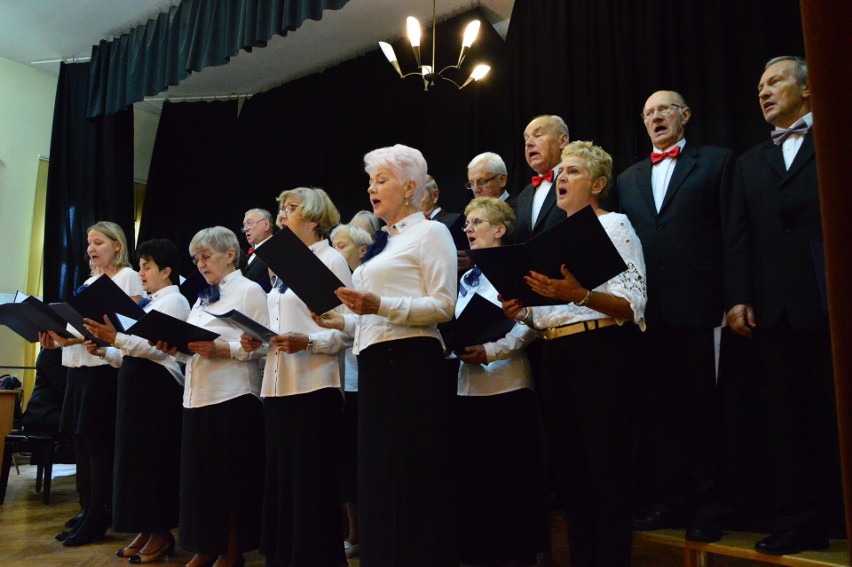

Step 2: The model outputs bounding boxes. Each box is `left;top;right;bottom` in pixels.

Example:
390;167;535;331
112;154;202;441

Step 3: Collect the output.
754;530;829;555
55;530;72;542
633;504;683;530
685;518;722;543
64;510;84;529
61;518;107;547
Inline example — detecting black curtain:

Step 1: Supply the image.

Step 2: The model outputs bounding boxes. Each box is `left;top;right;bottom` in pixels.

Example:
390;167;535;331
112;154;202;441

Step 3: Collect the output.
504;0;805;188
137;99;240;271
139;8;510;259
43;62;135;302
87;0;352;117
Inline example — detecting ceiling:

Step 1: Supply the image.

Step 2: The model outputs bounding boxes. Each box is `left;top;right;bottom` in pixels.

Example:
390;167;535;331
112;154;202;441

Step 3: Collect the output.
0;0;514;110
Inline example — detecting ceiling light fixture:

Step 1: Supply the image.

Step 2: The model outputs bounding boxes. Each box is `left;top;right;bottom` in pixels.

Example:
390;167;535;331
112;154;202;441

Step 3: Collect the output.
378;0;491;91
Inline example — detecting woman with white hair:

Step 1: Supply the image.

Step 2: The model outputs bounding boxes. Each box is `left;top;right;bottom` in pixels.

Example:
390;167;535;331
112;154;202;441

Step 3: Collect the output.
315;144;458;566
167;226;268;567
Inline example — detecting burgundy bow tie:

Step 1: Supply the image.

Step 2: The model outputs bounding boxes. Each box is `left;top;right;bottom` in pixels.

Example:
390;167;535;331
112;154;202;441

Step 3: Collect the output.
531;170;554;188
771;118;809;145
247;246;254;256
650;146;680;165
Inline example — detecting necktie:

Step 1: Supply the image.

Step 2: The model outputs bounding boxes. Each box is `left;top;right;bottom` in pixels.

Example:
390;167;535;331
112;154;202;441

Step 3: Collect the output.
198;285;220;306
771;118;809;145
272;276;288;294
361;230;389;264
247;246;254;256
531;170;554;188
138;297;151;308
459;266;481;297
650;146;681;165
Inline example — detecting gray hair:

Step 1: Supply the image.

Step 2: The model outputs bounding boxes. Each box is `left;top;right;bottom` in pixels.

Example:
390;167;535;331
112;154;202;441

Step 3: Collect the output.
467;152;507;175
276;187;341;238
364;144;429;208
350;210;381;237
189;226;241;268
765;56;808;86
244;208;273;223
531;114;570;137
331;223;374;248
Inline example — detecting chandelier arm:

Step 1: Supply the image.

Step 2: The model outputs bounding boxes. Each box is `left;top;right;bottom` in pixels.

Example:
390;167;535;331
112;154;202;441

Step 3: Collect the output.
437;64;461;75
439;75;464;89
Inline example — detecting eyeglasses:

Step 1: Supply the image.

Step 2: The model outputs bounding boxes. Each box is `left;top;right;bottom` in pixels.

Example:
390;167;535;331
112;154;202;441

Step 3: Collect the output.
192;251;220;265
465;174;499;190
641;104;685;120
242;218;268;230
462;217;491;230
279;203;303;218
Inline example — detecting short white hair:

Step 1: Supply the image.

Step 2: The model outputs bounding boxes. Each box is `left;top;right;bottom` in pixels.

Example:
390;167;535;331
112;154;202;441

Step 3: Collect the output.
331;223;374;248
467;152;507;175
363;144;429;207
189;226;240;268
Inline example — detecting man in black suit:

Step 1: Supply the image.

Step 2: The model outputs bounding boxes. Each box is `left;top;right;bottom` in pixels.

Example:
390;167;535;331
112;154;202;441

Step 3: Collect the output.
725;56;842;555
420;176;461;227
513;115;570;242
241;207;274;292
617;90;733;543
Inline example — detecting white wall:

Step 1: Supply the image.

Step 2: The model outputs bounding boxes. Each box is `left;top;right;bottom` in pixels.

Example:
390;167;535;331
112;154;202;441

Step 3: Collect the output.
0;57;56;369
134;104;161;183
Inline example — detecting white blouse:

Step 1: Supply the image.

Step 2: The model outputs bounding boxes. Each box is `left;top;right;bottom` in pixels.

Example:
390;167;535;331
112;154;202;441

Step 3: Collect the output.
103;285;191;385
529;212;647;331
61;267;144;368
343;212;457;354
179;270;269;408
256;240;353;397
456;269;537;396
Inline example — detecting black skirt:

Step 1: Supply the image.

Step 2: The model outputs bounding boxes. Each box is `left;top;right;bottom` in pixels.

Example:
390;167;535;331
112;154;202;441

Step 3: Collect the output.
178;394;265;555
339;390;358;503
112;356;183;532
455;388;549;564
260;388;345;567
60;364;118;437
357;337;458;567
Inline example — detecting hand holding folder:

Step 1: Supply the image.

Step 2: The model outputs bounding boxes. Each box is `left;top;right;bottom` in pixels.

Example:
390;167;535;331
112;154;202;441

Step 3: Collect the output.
125;310;218;355
467;206;627;306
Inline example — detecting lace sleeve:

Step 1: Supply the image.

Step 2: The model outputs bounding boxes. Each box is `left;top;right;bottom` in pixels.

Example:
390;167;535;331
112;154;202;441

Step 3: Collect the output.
603;215;647;330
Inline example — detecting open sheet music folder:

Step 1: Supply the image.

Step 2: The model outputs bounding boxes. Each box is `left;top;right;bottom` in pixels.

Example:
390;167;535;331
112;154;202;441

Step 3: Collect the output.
467;206;628;307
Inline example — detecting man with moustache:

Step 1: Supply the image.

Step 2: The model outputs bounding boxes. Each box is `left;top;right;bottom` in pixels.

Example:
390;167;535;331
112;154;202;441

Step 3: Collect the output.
616;90;733;543
513;115;570;242
241;208;274;292
725;56;842;555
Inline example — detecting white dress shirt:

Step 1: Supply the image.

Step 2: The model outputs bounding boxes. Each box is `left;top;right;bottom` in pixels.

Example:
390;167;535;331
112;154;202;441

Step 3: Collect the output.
61;267;144;368
529;213;647;331
180;270;269;408
651;138;687;212
343;212;457;354
103;285;190;385
455;269;537;396
256;240;353;397
781;112;813;169
530;168;556;228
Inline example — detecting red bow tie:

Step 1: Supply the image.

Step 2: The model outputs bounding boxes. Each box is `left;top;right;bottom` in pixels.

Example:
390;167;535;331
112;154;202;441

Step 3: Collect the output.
650;146;680;165
247;247;254;256
531;170;554;188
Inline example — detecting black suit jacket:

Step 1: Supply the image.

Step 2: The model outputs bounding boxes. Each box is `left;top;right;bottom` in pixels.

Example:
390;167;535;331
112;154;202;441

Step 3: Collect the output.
243;254;273;292
512;174;565;243
615;142;733;329
724;130;826;331
432;208;461;229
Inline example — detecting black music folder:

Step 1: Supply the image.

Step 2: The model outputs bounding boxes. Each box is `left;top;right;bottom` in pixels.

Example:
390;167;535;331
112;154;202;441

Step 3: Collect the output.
254;226;345;315
62;274;146;331
467;206;628;306
446;214;471;251
0;294;75;342
206;309;277;343
125;310;219;355
442;294;516;355
48;302;110;347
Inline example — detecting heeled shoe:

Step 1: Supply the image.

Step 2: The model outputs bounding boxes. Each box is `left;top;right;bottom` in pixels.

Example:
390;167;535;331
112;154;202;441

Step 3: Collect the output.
116;537;148;558
129;533;175;564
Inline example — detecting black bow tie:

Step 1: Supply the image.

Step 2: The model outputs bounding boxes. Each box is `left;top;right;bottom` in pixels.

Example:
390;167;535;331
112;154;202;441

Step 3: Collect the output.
198;284;220;305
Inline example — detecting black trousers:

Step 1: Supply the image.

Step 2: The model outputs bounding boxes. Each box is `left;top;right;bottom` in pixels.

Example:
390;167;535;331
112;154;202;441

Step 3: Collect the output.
633;325;722;514
752;320;844;537
541;325;635;567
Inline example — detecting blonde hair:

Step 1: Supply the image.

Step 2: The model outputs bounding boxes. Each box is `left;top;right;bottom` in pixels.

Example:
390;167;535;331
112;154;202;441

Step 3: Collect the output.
87;221;131;276
331;223;374;248
464;197;516;238
561;141;614;201
276;187;341;238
